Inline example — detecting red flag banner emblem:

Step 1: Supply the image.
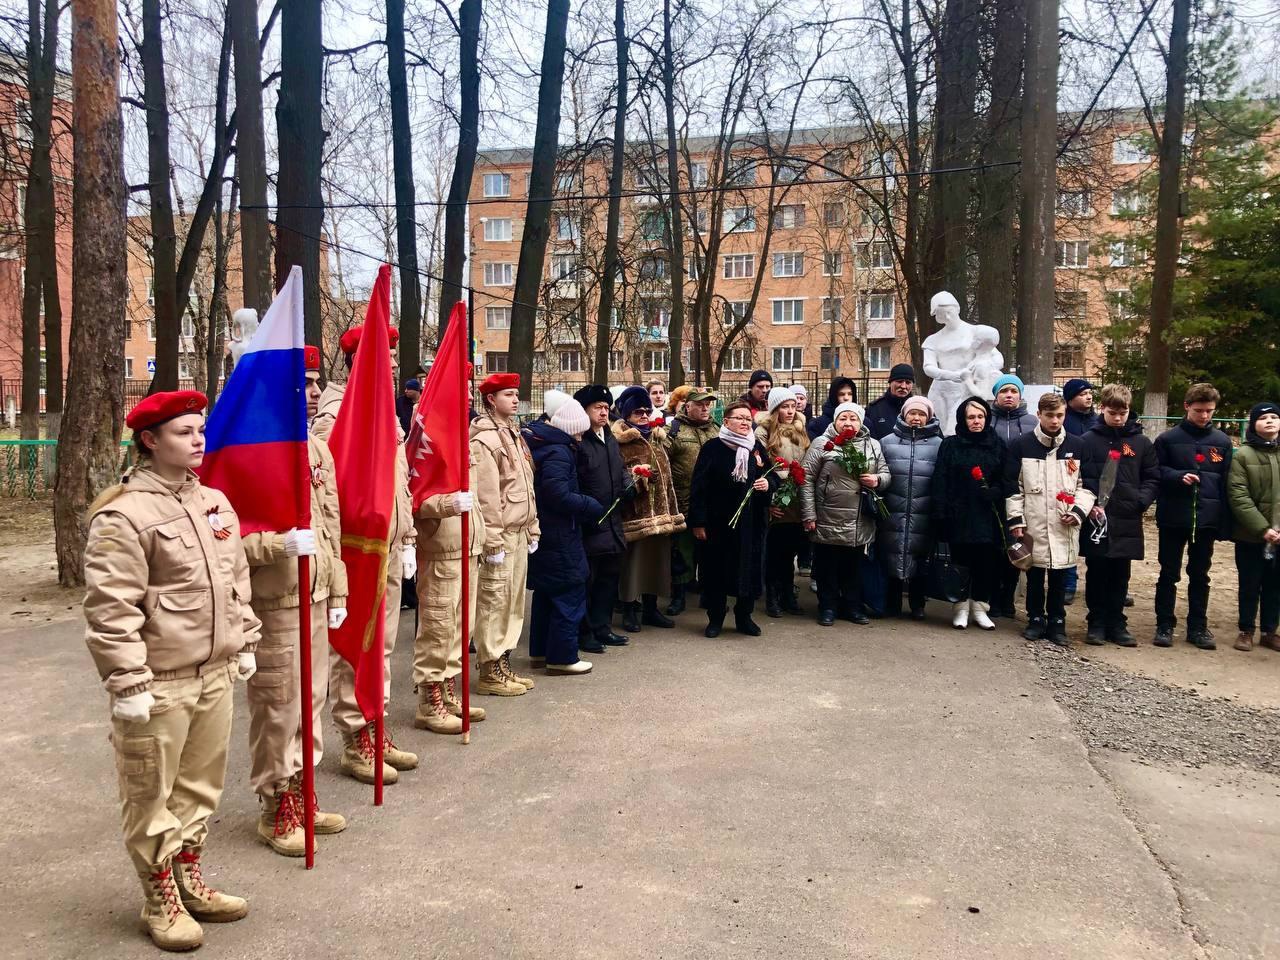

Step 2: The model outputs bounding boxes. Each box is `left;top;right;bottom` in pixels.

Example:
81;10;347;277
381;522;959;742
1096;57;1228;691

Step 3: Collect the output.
407;302;470;509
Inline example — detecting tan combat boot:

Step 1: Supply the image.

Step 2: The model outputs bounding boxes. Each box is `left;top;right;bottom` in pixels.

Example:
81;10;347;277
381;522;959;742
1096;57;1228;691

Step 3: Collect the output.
500;650;536;690
381;727;419;771
477;659;525;696
414;682;464;735
340;727;400;785
287;774;347;835
257;787;311;857
173;849;248;923
443;675;486;721
140;862;203;952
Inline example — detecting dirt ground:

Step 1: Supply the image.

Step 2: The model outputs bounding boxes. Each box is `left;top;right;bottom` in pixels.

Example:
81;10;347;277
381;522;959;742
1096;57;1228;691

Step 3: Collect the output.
0;496;79;627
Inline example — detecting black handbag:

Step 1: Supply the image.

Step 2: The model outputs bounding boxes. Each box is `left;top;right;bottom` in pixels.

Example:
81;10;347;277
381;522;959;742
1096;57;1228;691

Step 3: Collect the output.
924;541;971;603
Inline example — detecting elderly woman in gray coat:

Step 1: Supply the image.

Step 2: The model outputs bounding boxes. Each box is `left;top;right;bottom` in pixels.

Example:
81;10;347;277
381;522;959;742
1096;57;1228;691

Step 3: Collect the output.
879;396;943;620
801;401;891;627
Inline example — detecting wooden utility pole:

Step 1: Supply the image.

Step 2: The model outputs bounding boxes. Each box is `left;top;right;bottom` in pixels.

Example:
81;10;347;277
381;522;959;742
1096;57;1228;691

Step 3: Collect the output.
439;0;481;336
1015;0;1058;381
56;0;129;586
230;0;271;314
1143;0;1192;428
387;0;422;374
594;0;626;384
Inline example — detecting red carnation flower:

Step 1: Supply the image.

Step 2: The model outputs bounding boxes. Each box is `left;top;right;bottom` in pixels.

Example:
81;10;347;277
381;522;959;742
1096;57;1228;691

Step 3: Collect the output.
970;466;984;481
1109;450;1122;460
1194;453;1206;464
776;457;789;468
789;463;806;484
1056;491;1075;505
824;440;835;452
838;428;856;443
633;464;652;479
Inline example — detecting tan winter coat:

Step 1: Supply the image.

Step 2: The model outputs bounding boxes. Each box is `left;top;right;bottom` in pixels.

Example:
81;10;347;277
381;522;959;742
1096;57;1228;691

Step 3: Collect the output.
84;467;262;697
756;417;811;524
612;419;686;543
1005;426;1097;569
415;450;487;560
470;413;541;554
240;434;348;612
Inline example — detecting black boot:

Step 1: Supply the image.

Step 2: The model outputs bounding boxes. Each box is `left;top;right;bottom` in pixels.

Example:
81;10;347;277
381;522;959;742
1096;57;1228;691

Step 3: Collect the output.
1047;618;1069;647
642;594;674;628
1107;621;1136;647
622;601;642;633
705;596;726;638
734;599;761;636
1085;621;1107;646
782;584;803;615
765;586;783;619
665;583;686;616
1023;617;1047;641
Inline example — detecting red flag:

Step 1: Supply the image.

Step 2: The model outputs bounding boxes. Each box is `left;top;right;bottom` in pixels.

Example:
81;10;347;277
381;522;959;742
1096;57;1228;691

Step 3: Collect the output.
327;264;397;723
407;301;470;508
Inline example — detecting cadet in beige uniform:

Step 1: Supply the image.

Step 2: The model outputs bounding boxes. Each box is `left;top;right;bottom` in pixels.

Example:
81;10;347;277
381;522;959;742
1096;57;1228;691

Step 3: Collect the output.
243;345;349;855
84;390;260;953
312;323;418;782
470;373;541;696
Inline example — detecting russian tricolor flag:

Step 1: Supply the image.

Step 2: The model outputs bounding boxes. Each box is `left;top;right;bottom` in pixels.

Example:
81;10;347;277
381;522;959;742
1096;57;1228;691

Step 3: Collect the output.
199;266;311;535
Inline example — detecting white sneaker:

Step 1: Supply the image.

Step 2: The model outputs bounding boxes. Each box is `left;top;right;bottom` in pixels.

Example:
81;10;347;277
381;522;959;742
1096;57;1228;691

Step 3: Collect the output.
809;578;818;594
951;601;969;629
546;661;592;675
971;600;995;631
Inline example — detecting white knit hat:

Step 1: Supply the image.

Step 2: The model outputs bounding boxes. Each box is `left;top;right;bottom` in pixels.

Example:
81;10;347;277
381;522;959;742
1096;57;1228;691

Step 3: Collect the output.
550;397;591;436
834;401;866;425
766;385;797;414
543;389;572;419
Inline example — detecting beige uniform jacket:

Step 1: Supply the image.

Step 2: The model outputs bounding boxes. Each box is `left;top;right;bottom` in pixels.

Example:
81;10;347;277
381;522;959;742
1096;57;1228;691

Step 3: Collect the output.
241;434;349;612
84;468;262;697
416;452;487;561
470;414;540;554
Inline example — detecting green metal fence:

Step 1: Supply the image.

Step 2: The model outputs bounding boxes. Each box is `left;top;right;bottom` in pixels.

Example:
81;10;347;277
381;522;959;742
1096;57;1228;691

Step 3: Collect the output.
0;440;134;499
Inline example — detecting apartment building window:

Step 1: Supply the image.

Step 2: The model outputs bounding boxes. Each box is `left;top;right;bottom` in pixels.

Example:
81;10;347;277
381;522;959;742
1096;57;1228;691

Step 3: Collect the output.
724;346;752;371
639;255;668;280
1055;291;1087;323
180;315;196;340
125;357;134;379
689;161;708;187
1111;187;1145;216
860;207;884;230
556;171;577;193
821;298;842;324
722;206;755;233
550;255;579;281
686;256;704;281
146;319;157;341
858;241;893;269
724;301;750;327
640;211;666;240
820;346;840;370
483;173;510;198
772;204;805;229
864;292;895;321
772;347;802;370
1057;189;1091;216
484;262;514;286
722;254;755;280
1053;342;1085;369
559;349;583;373
178;357;191;380
725;158;756;187
688;207;709;234
1055;240;1088;268
771;299;804;325
608;350;626;372
146;276;156;306
867;343;891;370
822;251;843;276
1109;241;1135;267
483;218;512;241
644;349;669;372
485;351;509;373
1108;288;1134;320
1112;137;1149;165
556;215;579;241
773;160;805;183
485;306;511;330
823;202;845;227
772;252;804;278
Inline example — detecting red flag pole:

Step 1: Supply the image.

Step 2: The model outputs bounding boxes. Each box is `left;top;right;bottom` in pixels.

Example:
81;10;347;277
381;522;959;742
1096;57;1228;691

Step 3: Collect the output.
458;302;472;745
374;595;385;805
297;555;315;868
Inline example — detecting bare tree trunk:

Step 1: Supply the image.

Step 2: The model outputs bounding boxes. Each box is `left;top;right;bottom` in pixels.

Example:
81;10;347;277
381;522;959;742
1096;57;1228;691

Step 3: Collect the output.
974;0;1024;348
508;0;570;401
209;180;236;407
387;0;422;374
1014;0;1058;381
594;0;626;384
230;0;271;313
1142;0;1191;429
141;0;179;394
57;0;128;586
275;0;324;348
439;0;481;335
661;0;685;388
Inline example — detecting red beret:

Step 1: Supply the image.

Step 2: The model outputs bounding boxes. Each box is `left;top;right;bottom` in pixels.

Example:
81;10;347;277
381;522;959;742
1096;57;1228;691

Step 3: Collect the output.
126;390;208;431
479;373;520;395
304;345;321;371
339;324;400;356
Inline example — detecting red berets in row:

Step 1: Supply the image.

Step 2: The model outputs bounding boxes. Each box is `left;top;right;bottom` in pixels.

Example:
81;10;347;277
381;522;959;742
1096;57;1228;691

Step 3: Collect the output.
304;345;321;371
339;324;400;356
126;390;208;431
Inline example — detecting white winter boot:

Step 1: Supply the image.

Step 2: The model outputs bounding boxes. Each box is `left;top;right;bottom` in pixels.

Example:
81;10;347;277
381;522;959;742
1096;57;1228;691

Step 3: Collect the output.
951;601;969;629
971;599;995;631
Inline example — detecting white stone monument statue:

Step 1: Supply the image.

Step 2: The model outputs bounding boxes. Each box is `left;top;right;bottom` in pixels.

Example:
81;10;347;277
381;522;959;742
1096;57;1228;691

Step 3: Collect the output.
229;307;259;368
921;291;1004;436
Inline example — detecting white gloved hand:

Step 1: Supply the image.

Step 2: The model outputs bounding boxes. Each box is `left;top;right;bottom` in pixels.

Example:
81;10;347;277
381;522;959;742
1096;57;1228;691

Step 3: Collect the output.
402;545;417;579
328;607;348;630
283;528;317;558
112;691;155;724
237;651;257;681
484;550;506;565
454;491;473;514
528;540;539;554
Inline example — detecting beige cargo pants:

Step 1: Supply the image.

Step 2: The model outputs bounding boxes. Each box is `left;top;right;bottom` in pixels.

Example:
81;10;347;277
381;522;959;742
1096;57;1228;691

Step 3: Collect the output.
413;554;478;687
330;549;402;741
473;529;529;663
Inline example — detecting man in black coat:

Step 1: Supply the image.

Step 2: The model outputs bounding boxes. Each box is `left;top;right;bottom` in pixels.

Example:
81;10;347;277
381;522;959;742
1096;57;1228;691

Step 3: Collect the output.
573;384;635;651
864;364;916;440
396;378;421;436
1152;382;1234;649
1079;385;1159;646
807;377;857;441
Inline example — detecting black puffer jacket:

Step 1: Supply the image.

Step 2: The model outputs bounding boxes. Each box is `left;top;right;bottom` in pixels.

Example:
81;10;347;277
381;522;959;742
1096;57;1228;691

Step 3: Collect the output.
879;416;942;578
931;397;1007;546
864;390;908;441
575;425;630;557
1079;419;1160;560
1153;419;1234;532
991;402;1038;446
806;377;858;441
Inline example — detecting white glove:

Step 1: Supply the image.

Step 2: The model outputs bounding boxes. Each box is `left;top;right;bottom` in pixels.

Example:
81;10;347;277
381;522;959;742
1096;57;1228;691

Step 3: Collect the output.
112;691;155;724
528;540;539;554
454;491;473;513
402;545;417;579
237;651;257;681
484;550;506;565
283;528;317;558
328;607;348;630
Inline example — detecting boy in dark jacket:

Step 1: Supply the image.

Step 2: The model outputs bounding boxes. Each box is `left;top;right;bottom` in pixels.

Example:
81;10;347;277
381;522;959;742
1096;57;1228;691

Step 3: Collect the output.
1227;401;1280;652
1080;385;1159;646
807;377;857;441
1153;382;1233;650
